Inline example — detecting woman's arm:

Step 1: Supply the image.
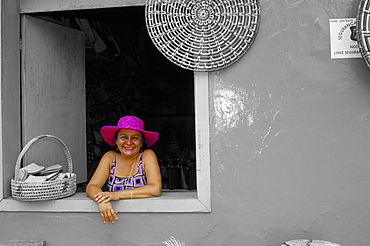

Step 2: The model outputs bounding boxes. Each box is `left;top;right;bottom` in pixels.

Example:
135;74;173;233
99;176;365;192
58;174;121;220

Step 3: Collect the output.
86;151;118;223
121;148;162;198
86;151;113;199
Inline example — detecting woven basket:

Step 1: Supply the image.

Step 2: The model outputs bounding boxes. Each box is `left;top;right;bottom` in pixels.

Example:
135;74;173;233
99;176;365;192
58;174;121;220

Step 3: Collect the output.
145;0;260;72
357;0;370;70
11;135;77;201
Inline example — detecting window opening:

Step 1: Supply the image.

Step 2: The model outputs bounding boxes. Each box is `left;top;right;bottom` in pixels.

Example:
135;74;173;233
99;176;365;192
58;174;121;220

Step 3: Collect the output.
33;6;196;192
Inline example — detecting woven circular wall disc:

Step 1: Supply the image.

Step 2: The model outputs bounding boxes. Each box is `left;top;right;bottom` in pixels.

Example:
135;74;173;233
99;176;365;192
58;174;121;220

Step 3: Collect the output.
357;0;370;70
145;0;260;72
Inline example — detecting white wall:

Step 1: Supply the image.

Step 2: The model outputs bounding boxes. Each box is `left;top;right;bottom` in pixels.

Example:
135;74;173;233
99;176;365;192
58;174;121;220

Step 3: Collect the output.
1;0;370;245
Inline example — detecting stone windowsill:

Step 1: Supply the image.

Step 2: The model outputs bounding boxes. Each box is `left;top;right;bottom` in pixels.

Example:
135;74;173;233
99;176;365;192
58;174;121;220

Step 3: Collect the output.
0;190;210;213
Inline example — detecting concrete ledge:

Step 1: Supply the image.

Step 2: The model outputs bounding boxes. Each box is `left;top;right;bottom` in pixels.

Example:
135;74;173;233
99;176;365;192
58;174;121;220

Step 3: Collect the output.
0;240;46;246
0;191;211;213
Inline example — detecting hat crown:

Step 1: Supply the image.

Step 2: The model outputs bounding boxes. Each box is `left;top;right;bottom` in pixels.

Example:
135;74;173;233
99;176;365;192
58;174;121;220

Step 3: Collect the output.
118;116;144;130
100;116;159;147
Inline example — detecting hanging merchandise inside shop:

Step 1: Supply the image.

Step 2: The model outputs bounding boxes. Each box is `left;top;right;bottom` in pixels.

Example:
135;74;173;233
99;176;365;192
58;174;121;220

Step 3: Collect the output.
33;6;197;191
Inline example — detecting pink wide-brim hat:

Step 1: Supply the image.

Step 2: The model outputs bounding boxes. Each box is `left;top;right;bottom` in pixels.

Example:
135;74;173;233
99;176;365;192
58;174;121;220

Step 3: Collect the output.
100;116;159;147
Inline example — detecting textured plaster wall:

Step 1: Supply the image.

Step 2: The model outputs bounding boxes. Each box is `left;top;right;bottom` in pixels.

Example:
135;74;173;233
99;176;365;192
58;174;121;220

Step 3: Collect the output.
1;0;370;245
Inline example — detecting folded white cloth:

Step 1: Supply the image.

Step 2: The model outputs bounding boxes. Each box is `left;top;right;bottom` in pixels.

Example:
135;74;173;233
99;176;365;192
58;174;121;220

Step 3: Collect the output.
19;165;71;182
22;163;45;174
54;173;67;180
25;174;47;183
45;172;60;180
39;164;63;175
15;169;28;181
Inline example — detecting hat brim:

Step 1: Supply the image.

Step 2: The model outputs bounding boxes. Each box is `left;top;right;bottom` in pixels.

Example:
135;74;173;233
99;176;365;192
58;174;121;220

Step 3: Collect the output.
100;126;159;147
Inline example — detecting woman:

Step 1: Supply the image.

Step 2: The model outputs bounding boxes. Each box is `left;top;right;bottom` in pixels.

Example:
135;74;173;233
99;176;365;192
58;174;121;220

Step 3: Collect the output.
86;116;161;223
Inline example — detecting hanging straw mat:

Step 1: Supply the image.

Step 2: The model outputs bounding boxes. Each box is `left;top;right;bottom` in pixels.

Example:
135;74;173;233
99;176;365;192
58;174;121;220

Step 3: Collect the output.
357;0;370;70
146;0;260;71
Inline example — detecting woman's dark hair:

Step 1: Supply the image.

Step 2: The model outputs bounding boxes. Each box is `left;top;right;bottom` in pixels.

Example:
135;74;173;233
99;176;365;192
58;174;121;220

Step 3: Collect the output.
113;129;147;153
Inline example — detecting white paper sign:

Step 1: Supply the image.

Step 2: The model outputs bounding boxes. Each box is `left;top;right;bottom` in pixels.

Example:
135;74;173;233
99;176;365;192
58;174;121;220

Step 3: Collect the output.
329;18;361;59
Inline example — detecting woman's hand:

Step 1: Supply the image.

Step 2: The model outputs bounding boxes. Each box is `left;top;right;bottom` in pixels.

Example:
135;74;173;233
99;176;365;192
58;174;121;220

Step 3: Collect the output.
95;191;120;203
95;192;119;223
98;202;118;223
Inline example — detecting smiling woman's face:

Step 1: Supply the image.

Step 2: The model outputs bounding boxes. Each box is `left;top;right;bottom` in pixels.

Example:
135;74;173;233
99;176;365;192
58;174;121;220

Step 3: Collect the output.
115;128;143;156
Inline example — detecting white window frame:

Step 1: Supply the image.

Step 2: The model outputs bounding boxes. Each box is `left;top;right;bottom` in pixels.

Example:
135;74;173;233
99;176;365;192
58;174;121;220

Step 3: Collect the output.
0;16;211;211
0;0;211;213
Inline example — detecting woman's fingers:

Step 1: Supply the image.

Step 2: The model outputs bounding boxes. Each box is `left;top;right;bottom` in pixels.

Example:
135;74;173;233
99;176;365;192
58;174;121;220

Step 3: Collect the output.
99;203;118;223
95;192;111;203
99;196;110;203
95;192;119;203
103;210;118;223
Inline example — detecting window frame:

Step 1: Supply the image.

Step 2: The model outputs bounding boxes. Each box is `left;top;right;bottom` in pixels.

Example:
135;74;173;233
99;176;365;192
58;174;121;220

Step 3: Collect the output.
0;0;211;213
0;66;211;212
